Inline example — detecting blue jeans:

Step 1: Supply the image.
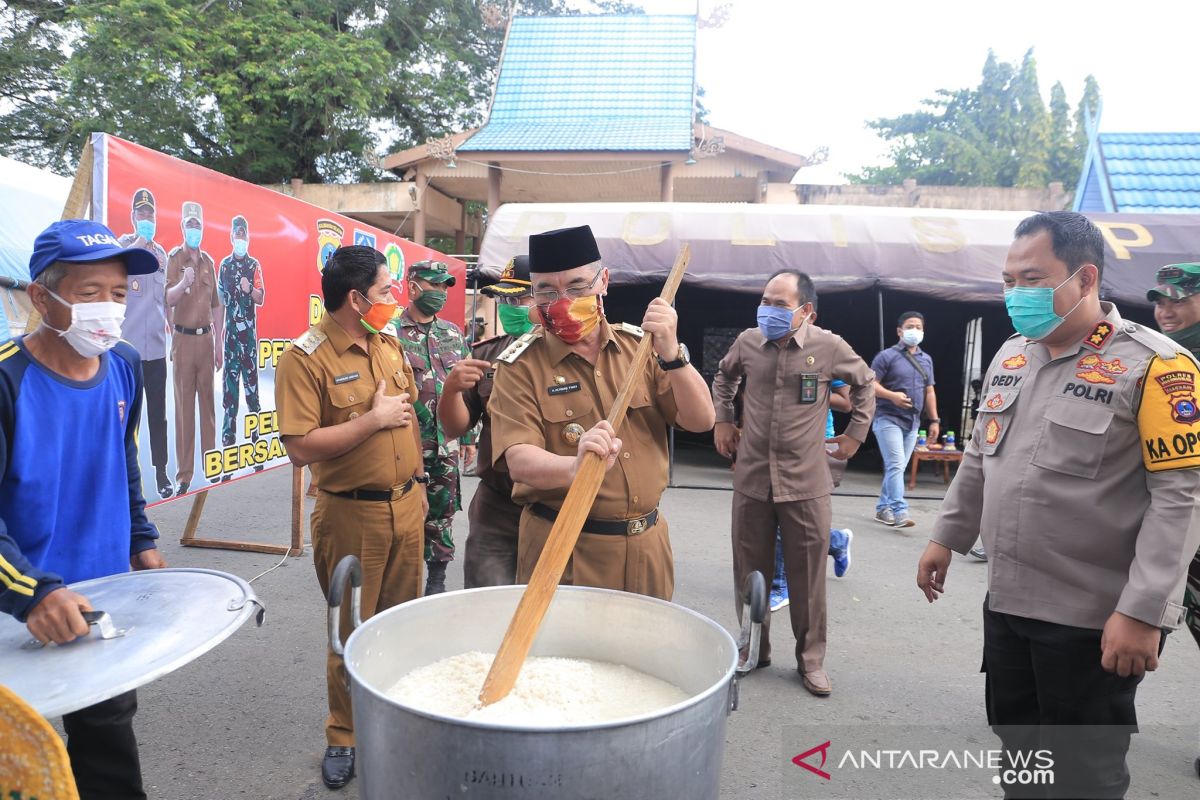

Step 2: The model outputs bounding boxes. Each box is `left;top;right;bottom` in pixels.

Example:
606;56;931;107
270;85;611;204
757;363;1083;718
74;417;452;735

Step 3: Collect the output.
873;417;918;515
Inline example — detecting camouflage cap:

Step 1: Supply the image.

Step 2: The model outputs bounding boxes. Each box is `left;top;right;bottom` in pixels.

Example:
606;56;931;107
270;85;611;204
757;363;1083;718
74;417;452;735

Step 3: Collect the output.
1147;262;1200;302
410;259;455;287
132;188;155;210
231;215;248;235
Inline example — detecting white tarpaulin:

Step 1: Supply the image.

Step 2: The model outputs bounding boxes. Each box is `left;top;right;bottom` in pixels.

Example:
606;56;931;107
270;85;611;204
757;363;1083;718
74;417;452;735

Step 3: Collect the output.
0;156;71;339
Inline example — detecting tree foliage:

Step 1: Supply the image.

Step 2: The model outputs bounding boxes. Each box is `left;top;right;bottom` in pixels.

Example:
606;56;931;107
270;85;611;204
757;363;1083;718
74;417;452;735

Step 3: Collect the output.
850;49;1101;188
0;0;642;182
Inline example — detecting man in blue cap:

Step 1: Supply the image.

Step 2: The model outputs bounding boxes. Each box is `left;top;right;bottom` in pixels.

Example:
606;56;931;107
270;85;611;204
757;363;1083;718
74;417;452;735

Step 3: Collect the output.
0;219;165;798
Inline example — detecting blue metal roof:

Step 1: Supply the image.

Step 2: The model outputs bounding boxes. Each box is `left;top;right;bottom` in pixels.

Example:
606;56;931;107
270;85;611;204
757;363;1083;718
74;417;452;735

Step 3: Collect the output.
458;15;696;153
1075;133;1200;213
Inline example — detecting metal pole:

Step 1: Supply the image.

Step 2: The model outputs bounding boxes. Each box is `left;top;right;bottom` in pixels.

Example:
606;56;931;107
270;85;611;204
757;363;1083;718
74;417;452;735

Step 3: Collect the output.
876;287;885;353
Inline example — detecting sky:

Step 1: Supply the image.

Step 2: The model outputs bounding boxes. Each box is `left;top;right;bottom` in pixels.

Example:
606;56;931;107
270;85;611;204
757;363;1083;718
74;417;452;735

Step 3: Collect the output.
635;0;1200;183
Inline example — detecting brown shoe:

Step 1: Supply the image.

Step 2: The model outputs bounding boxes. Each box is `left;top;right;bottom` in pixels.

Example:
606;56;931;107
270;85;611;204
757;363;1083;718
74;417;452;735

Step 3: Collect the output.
802;669;832;696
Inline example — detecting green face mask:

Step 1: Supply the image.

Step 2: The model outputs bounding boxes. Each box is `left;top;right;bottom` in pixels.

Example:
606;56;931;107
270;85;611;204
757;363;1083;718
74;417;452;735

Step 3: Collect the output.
498;303;533;336
412;288;447;315
1166;320;1200;354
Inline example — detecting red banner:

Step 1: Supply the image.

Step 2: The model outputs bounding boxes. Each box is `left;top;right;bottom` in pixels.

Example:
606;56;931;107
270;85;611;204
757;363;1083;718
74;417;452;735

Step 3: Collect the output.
93;133;466;504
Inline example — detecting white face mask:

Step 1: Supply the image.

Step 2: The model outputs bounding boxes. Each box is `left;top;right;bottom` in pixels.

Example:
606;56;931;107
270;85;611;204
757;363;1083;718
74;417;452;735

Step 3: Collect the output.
901;328;924;347
44;289;126;358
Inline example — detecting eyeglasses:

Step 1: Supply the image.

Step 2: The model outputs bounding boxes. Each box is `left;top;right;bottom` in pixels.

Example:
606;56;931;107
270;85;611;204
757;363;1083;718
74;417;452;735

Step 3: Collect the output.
532;268;603;305
496;295;531;306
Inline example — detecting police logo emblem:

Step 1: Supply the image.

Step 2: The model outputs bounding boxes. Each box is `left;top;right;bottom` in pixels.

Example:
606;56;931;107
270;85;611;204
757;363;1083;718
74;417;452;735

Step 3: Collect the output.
131;278;140;292
1156;369;1200;424
562;423;585;445
985;417;1001;445
806;356;815;365
1002;354;1027;370
985;393;1004;410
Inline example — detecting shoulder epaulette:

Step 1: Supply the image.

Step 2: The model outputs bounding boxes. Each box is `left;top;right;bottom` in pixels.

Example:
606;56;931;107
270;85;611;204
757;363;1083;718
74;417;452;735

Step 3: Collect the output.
166;245;185;258
1122;322;1176;360
496;329;541;364
616;322;645;338
292;328;328;355
471;334;505;349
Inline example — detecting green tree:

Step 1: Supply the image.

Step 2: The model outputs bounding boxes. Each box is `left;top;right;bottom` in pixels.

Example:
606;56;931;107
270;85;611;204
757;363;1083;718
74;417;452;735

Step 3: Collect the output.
1073;73;1102;155
0;0;644;182
850;49;1100;188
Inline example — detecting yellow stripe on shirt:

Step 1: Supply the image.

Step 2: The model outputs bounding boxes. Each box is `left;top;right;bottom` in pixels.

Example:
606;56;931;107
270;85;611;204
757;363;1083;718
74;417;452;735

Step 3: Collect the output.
0;553;36;588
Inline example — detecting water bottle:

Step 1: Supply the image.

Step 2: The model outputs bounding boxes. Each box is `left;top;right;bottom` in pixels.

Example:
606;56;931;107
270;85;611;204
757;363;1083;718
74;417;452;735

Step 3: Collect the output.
945;430;956;450
917;430;927;449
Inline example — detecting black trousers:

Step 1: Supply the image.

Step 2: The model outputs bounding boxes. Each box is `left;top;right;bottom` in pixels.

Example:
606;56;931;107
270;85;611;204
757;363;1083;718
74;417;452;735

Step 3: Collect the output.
62;690;146;800
143;357;169;474
982;596;1163;800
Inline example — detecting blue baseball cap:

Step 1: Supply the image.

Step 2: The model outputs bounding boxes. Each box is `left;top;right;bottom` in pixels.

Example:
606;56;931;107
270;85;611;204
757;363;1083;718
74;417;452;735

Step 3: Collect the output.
29;219;158;282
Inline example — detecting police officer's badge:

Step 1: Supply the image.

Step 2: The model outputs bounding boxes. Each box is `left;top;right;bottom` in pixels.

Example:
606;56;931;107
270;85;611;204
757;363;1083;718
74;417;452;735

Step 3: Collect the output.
562;423;585;445
316;219;345;273
1156;368;1200;424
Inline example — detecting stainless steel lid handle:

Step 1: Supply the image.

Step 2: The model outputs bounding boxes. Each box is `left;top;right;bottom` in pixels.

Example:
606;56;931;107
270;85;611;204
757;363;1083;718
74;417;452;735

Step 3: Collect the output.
327;555;363;658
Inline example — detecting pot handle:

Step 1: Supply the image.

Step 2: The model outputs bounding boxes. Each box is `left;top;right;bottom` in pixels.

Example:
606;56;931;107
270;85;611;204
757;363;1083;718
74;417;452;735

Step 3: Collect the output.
328;555;363;658
730;570;767;711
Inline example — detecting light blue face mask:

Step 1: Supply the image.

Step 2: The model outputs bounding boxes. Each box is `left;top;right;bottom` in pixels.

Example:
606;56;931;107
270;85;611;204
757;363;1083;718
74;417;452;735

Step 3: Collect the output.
233;238;248;258
135;219;156;241
757;305;799;340
1003;269;1085;340
184;227;202;249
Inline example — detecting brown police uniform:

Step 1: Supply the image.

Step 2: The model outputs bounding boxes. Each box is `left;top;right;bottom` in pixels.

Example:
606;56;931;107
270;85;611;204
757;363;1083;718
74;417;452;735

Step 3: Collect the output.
489;321;679;600
275;315;424;747
166;245;219;486
462;331;539;587
712;323;876;672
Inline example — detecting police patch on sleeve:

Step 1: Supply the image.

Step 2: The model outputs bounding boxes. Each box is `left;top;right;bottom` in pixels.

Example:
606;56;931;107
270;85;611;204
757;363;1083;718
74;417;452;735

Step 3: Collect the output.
1138;353;1200;471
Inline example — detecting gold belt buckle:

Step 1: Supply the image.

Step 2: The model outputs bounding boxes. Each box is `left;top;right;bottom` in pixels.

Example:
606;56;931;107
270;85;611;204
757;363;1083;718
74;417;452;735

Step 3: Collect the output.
390;483;407;501
627;516;648;535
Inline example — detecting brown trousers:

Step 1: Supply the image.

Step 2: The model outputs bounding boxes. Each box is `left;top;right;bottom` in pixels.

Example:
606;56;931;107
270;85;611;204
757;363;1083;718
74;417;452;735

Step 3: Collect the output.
312;489;423;746
732;491;831;673
463;481;522;588
171;330;216;484
517;506;674;601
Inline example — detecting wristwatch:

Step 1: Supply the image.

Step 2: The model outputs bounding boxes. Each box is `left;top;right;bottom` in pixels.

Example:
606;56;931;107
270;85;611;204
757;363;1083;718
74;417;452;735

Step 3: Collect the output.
413;474;430;485
656;343;691;371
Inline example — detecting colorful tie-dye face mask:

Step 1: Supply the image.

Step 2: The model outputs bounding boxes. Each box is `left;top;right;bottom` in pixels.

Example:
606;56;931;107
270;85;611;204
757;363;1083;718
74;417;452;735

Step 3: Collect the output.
536;294;602;344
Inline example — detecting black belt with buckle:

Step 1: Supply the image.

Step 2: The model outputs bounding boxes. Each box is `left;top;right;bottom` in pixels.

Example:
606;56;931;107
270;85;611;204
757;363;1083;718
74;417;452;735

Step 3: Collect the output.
530;502;658;536
326;478;415;502
174;324;211;335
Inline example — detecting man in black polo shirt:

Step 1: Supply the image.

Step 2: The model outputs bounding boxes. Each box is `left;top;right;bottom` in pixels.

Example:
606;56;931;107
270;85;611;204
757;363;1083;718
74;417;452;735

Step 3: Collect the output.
870;311;940;528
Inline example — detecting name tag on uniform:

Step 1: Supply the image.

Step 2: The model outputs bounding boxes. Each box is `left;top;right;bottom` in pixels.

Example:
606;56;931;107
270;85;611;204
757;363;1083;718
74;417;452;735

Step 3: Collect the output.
548;382;581;396
800;373;819;404
334;372;360;385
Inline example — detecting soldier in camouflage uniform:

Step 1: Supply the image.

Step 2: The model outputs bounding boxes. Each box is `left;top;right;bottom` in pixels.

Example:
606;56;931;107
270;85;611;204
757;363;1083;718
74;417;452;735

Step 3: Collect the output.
1147;262;1200;653
218;216;265;457
117;188;172;498
394;260;466;594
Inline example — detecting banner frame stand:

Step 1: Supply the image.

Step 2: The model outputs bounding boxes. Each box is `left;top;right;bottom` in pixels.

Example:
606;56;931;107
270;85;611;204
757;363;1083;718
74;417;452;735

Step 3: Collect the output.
178;466;305;557
52;138;305;559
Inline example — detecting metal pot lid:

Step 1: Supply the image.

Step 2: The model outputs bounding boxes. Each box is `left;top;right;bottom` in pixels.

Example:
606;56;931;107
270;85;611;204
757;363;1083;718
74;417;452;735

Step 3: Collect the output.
0;568;265;717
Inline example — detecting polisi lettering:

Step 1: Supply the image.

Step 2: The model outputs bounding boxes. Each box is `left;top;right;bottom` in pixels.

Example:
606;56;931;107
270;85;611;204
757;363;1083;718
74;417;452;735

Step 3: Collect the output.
990;374;1023;388
1062;383;1113;404
75;233;120;248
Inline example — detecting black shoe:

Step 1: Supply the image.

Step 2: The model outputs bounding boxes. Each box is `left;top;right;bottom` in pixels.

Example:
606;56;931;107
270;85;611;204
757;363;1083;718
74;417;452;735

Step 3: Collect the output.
425;561;447;595
177;481;189;496
156;470;173;499
321;746;355;789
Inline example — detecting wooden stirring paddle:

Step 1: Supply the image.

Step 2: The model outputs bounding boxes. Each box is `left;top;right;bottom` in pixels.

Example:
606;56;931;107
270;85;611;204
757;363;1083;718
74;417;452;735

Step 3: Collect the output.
478;244;692;706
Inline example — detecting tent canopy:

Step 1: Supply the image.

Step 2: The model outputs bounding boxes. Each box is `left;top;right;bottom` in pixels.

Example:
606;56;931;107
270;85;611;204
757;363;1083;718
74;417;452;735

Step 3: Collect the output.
0;156;71;285
480;202;1200;307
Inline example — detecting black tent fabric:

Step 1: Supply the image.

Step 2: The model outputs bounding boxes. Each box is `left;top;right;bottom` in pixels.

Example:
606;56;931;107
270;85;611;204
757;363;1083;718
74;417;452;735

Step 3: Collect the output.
480;202;1200;308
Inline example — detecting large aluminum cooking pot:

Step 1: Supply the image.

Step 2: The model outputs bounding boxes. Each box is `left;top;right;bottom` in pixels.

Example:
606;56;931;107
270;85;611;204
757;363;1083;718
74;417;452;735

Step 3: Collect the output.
328;556;764;800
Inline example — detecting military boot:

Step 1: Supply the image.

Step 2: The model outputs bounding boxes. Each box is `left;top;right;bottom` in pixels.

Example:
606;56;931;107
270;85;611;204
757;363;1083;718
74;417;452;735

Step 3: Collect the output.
425;560;447;595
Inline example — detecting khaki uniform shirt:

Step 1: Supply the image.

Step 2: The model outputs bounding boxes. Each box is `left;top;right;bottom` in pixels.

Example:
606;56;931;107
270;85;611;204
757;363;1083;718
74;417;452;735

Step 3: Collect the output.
463;333;516;496
489;321;678;519
275;316;421;493
933;303;1200;630
166;246;218;329
712;324;876;502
